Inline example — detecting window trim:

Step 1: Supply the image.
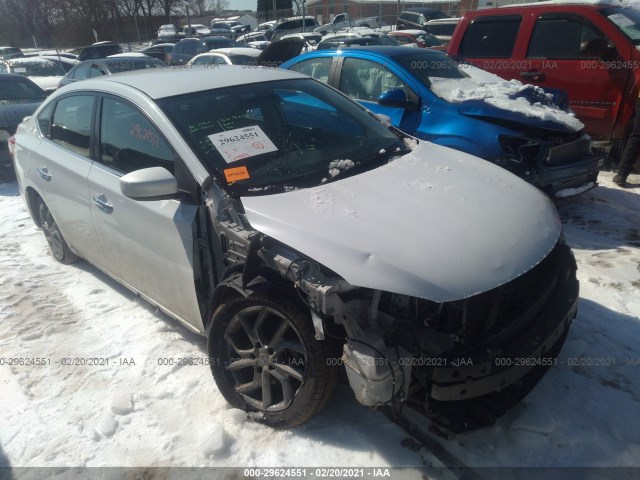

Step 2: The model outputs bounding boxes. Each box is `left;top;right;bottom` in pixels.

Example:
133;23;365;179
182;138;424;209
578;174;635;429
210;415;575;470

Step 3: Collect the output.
460;15;522;58
43;92;97;160
94;92;177;177
526;13;609;60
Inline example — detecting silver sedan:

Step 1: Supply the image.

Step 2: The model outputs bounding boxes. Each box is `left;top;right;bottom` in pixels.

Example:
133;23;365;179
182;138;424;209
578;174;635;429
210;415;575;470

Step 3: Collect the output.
12;67;578;432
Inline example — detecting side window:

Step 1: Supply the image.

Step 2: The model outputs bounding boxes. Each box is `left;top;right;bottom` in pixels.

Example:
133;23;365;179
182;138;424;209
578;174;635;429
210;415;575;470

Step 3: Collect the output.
527;15;608;59
72;62;91;80
340;58;408;102
50;95;94;156
460;16;522;58
37;102;55;138
289;57;333;84
99;97;174;174
89;64;104;78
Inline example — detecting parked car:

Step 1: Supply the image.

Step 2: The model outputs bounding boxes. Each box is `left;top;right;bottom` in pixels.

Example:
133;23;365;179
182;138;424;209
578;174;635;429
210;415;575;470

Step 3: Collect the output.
157;24;179;40
187;48;261;66
0;47;23;60
388;30;444;48
12;66;578;433
316;32;401;50
0;57;66;93
167;37;237;65
280;32;323;52
268;16;320;41
237;31;271;45
257;20;277;31
314;13;381;35
396;8;448;31
77;42;123;61
141;43;176;63
282;46;604;198
38;54;80;73
182;24;211;37
446;3;640;161
0;74;46;175
58;56;164;88
422;18;460;43
210;21;251;38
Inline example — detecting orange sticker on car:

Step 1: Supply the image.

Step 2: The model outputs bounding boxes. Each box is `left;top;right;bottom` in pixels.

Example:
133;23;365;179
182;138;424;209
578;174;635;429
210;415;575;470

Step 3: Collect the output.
224;166;250;183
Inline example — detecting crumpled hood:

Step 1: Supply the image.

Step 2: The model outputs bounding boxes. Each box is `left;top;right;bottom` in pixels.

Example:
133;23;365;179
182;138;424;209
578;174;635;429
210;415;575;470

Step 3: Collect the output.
0;100;42;129
242;141;562;303
458;98;578;133
430;75;583;132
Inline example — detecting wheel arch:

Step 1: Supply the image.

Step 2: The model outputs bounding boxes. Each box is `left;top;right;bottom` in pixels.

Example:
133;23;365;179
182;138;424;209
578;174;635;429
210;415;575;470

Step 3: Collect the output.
25;187;43;228
205;270;303;332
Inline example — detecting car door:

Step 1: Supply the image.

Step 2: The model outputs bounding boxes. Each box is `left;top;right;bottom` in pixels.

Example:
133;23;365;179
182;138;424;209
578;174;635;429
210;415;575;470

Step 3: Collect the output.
335;56;421;134
87;94;203;329
30;93;105;264
520;12;629;138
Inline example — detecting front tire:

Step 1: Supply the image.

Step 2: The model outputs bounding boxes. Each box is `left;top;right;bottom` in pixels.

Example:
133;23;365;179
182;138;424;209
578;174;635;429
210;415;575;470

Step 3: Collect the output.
208;292;337;428
37;198;79;264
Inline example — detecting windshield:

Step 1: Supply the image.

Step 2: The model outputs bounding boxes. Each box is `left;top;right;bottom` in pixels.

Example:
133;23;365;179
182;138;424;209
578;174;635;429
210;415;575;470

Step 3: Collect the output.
602;7;640;45
395;53;471;100
9;60;66;76
159;78;405;195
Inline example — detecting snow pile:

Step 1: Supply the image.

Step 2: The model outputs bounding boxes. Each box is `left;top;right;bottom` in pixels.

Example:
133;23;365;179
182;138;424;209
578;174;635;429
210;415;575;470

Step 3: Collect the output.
430;65;584;131
328;159;354;178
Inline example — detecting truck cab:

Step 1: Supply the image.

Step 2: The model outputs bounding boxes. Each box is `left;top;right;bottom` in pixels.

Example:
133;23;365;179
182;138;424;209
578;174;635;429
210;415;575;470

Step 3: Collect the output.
447;2;640;150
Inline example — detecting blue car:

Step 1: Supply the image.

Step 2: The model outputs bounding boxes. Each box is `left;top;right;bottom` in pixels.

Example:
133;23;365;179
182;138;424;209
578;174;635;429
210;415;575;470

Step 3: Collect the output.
281;46;604;198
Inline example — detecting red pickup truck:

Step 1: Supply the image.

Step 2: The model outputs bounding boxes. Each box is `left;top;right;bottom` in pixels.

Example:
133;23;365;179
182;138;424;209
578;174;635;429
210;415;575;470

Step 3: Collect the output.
447;2;640;157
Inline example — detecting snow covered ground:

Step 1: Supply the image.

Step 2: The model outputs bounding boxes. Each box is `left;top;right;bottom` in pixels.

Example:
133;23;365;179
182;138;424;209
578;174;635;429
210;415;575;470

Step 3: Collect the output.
0;170;639;477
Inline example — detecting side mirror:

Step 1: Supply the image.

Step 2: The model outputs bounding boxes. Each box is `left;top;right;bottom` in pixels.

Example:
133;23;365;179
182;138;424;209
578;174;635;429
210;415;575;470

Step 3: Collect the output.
120;167;178;200
378;88;419;110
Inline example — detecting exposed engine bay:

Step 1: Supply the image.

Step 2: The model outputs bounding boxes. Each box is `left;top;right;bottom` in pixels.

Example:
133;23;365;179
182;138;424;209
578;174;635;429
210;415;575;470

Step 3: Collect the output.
201;184;579;434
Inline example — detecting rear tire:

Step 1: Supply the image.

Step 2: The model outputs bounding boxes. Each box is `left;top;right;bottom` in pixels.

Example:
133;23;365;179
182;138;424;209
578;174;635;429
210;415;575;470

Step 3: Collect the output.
37;198;79;264
208;292;337;428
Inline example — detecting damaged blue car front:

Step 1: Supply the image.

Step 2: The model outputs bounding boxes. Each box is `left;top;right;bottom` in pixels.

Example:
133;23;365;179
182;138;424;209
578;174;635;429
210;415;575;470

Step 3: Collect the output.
282;46;604;199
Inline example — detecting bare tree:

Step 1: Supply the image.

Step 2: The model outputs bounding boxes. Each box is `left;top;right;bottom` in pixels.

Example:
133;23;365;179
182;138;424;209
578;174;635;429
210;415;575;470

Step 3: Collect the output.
1;0;58;46
210;0;228;16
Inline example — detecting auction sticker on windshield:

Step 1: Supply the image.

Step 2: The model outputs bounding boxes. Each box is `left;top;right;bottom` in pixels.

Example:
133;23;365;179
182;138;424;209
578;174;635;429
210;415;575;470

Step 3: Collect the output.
209;125;278;163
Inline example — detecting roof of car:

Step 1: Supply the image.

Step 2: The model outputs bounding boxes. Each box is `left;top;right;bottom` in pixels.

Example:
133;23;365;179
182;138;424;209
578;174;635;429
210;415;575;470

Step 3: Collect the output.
308;45;446;58
389;30;426;36
0;72;38;82
59;65;308;99
87;55;163;63
211;47;261;56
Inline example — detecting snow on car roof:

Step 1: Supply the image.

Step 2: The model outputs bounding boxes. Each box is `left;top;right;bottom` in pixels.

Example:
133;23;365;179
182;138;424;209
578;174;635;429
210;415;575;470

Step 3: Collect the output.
63;65;307;99
210;47;261;56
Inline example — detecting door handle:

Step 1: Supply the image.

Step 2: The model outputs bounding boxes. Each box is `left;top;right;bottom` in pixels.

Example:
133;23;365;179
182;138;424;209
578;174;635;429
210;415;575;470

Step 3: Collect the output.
92;194;113;213
37;167;51;181
520;71;545;82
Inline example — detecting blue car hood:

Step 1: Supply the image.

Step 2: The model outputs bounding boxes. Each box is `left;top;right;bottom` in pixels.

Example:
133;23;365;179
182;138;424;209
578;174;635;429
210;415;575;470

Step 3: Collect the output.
0;100;42;129
458;99;575;133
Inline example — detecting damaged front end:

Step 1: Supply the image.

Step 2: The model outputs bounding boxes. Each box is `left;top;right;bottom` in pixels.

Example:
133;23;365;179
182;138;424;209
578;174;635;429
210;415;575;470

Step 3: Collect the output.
207;184;578;434
496;131;604;199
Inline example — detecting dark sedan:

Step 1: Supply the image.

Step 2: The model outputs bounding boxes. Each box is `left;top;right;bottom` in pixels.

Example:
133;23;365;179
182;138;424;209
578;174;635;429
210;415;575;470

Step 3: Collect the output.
0;74;46;175
58;55;165;88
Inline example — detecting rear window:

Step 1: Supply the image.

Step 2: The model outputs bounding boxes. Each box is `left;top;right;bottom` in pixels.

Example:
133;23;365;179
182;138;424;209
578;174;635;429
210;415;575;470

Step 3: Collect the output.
460;16;521;58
